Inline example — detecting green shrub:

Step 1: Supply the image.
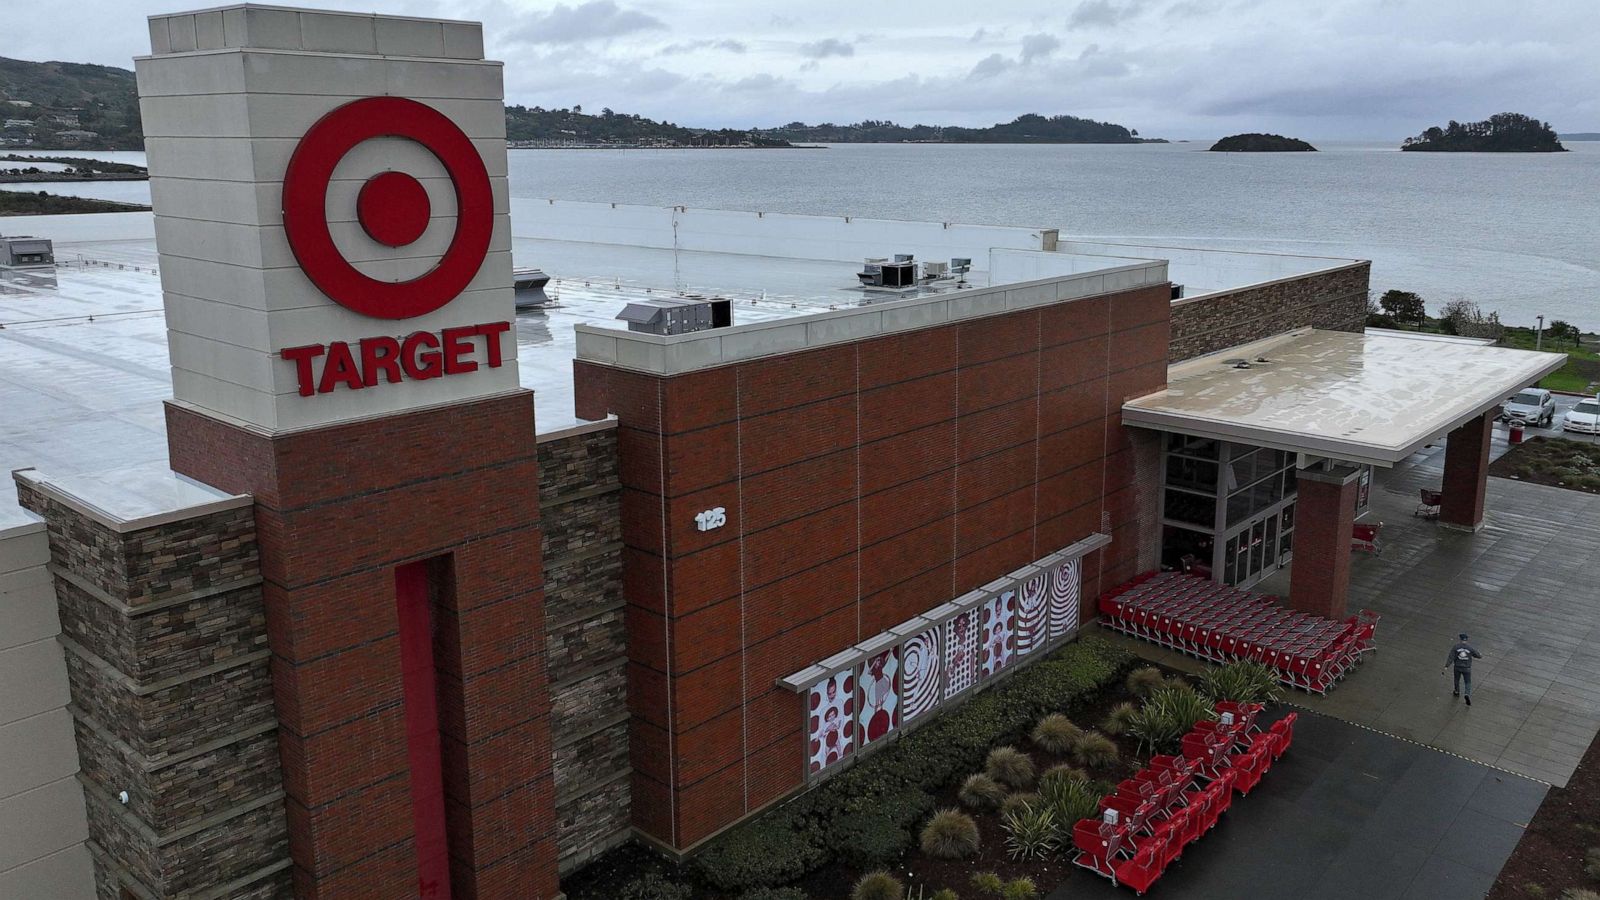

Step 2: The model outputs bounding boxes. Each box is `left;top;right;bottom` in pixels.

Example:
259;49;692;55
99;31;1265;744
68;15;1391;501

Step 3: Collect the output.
1102;701;1138;736
853;870;904;900
1126;666;1165;697
1127;686;1218;755
1560;889;1600;900
986;745;1036;790
829;809;912;868
1196;660;1284;705
1031;713;1083;754
740;889;811;900
920;808;980;859
971;871;1005;895
1037;763;1089;792
695;817;826;891
929;890;960;900
1071;730;1119;768
617;873;695;900
959;773;1008;810
1037;770;1103;828
1001;802;1058;859
999;792;1039;819
1586;845;1600;879
1523;885;1546;899
1002;878;1040;900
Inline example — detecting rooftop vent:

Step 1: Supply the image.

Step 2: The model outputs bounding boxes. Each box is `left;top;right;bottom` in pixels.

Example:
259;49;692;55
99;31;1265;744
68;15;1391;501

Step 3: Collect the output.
0;235;53;268
512;267;552;309
616;296;733;335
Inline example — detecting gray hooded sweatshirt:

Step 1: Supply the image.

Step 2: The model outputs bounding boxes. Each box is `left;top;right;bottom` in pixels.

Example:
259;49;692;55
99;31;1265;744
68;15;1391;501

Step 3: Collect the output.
1446;641;1482;671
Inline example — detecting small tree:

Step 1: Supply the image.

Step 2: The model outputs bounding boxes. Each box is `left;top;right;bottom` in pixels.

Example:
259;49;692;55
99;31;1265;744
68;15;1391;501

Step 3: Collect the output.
1378;290;1426;327
1547;319;1579;348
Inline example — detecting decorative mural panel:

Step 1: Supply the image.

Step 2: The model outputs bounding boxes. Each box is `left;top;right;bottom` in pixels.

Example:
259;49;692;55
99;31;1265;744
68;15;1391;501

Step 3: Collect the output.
900;626;942;722
1015;573;1048;658
1049;557;1081;640
857;647;900;747
943;608;980;699
980;589;1016;678
807;670;855;773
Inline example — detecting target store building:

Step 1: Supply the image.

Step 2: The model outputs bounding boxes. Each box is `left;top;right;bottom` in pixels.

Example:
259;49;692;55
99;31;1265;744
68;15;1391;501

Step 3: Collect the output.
10;5;1563;899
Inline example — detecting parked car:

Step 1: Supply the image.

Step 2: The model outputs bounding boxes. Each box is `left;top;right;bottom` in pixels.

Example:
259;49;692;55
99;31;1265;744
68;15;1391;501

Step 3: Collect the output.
1501;388;1556;427
1562;398;1600;435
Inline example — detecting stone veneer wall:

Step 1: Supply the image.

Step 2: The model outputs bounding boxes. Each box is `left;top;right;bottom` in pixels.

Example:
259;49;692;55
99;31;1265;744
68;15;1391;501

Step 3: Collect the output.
538;424;630;874
1168;262;1370;361
14;481;292;899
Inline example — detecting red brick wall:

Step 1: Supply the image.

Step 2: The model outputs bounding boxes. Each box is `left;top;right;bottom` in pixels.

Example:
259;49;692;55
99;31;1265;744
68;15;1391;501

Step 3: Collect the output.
165;393;558;899
574;283;1170;849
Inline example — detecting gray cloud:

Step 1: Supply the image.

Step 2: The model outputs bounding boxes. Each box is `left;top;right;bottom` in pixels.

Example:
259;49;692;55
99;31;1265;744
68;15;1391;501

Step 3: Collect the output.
798;38;856;59
1069;0;1147;29
659;38;747;56
507;0;665;44
1021;33;1062;63
969;53;1015;79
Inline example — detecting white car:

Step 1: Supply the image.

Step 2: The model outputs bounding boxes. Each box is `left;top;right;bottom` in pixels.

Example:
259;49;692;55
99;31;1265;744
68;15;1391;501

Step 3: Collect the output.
1502;388;1556;427
1563;399;1600;435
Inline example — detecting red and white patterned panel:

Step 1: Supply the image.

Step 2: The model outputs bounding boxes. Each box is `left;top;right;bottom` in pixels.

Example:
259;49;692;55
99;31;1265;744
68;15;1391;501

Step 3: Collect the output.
1049;556;1082;641
857;647;900;748
981;589;1016;678
943;608;980;699
900;626;942;722
1015;572;1048;658
807;669;855;773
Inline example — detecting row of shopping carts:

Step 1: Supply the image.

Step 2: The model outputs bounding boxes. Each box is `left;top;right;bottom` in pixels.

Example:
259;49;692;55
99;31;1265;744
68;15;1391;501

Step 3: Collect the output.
1072;702;1298;894
1097;571;1379;694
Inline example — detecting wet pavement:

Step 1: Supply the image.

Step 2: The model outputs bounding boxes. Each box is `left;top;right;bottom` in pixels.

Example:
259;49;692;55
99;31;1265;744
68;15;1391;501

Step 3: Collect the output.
1105;426;1600;788
1047;709;1548;900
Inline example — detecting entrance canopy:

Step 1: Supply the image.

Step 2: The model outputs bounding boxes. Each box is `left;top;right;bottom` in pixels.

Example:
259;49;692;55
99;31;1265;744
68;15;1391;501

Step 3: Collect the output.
1123;328;1565;467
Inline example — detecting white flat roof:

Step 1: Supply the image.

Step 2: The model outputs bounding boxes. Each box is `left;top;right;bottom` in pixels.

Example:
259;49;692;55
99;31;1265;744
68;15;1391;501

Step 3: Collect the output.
1122;328;1566;467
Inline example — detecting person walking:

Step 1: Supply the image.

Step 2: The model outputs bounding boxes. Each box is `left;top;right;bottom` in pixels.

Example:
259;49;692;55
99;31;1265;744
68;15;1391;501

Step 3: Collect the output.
1442;633;1483;705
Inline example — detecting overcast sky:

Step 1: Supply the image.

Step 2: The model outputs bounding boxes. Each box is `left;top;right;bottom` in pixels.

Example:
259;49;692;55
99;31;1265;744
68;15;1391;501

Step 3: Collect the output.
7;0;1598;140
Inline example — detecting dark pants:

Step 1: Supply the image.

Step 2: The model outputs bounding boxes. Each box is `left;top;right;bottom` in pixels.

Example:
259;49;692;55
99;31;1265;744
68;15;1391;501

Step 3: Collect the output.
1453;668;1473;696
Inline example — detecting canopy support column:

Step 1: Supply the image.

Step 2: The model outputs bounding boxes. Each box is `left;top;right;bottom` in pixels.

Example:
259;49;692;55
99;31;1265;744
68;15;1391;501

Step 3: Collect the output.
1440;410;1494;532
1288;463;1361;619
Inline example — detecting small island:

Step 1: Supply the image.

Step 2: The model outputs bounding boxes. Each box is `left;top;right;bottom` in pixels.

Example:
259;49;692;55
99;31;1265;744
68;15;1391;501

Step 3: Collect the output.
1401;113;1565;152
1209;133;1316;152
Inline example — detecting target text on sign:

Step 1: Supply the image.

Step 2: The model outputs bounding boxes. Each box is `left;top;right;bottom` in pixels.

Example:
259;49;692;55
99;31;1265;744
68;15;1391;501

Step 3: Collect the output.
280;321;511;396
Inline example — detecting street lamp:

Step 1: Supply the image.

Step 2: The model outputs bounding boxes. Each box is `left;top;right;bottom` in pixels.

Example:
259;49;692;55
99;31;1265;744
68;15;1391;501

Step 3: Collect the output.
1536;315;1544;351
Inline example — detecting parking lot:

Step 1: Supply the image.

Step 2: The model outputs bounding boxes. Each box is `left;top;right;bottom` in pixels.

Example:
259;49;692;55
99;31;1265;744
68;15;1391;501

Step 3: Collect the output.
1504;391;1600;441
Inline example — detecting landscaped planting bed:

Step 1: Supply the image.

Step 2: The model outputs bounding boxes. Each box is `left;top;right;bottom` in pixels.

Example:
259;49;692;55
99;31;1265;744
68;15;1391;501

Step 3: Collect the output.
561;638;1287;900
1491;436;1600;495
1489;729;1600;900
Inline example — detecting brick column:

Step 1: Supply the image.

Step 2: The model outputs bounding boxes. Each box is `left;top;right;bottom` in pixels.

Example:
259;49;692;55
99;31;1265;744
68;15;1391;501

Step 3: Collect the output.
1440;410;1494;532
14;469;292;899
166;394;557;899
1288;464;1360;619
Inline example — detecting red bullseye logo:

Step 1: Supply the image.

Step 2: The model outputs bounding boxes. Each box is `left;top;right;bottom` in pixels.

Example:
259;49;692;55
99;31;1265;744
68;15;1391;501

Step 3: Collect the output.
282;96;493;320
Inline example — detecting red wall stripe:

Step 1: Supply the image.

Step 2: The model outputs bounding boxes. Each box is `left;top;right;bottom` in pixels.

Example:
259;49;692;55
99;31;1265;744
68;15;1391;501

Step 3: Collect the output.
395;561;453;900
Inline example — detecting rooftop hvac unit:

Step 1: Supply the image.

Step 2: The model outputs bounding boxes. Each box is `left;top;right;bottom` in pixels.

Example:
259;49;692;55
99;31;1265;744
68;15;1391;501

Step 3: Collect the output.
0;235;53;267
880;260;915;288
858;257;887;286
511;267;552;309
893;253;914;263
922;261;949;279
1171;284;1185;300
616;296;732;335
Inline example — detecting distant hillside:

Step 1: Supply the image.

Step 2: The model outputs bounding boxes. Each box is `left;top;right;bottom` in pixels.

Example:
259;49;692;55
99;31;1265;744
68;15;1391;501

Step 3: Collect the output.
504;105;789;147
1;54;1154;151
757;113;1155;144
0;57;142;149
1209;133;1316;152
1402;113;1566;152
1560;132;1600;141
